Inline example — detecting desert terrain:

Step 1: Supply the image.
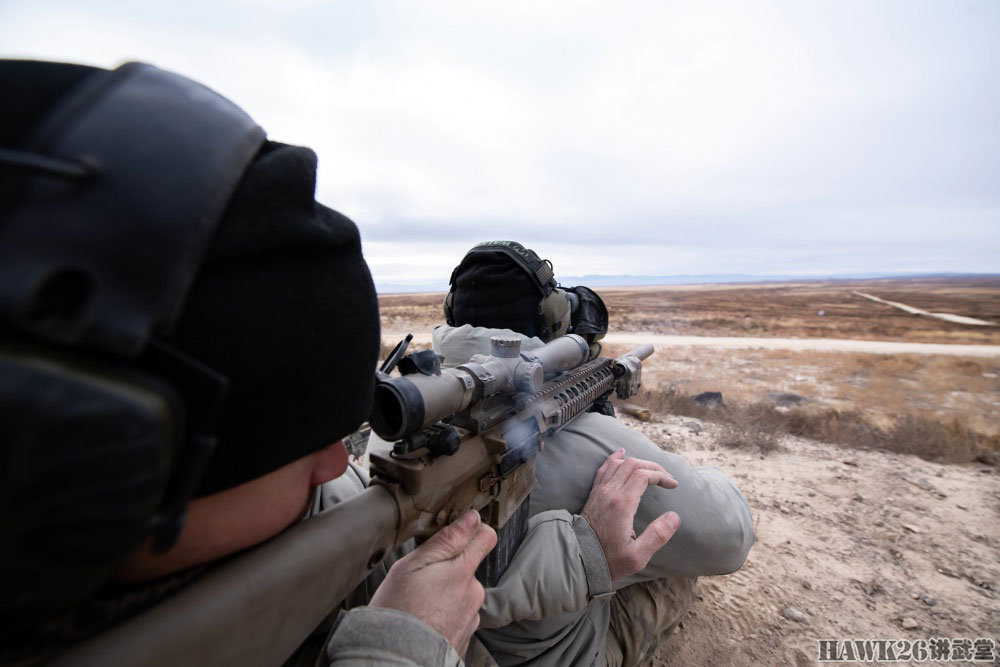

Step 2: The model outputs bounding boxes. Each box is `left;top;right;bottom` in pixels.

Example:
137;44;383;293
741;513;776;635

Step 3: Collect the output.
379;277;1000;665
381;277;1000;345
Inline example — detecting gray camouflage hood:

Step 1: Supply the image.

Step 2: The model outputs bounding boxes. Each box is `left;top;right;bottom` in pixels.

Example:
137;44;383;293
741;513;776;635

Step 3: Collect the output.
432;324;547;367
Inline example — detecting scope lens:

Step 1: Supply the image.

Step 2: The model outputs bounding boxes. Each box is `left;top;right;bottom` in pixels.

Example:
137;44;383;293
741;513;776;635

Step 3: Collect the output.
370;376;426;441
371;382;406;441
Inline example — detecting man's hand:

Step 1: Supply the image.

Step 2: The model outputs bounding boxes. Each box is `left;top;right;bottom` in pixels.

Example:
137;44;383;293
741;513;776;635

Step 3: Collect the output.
370;510;497;656
581;448;680;581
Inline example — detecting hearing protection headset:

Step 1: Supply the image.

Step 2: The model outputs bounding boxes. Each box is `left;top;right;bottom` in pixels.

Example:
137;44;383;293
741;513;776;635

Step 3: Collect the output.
443;240;608;346
0;62;265;617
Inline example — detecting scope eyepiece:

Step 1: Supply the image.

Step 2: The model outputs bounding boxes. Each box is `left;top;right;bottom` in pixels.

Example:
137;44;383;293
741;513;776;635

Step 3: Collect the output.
370;375;425;442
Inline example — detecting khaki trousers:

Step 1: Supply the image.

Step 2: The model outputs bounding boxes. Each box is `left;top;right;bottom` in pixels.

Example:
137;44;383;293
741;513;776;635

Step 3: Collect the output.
604;576;697;667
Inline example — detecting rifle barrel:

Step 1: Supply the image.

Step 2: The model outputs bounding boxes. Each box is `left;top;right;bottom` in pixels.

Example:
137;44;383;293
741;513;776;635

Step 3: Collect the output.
627;344;654;361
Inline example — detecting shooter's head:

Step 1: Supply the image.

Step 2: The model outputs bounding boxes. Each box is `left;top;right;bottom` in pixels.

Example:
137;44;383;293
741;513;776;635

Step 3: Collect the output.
443;240;608;345
0;60;380;619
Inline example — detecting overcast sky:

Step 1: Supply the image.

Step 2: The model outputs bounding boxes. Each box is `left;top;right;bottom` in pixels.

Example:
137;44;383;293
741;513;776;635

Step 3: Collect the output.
3;0;998;288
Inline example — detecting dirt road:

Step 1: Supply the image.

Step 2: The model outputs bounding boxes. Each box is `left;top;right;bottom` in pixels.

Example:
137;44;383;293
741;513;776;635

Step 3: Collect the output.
383;331;1000;357
853;291;997;327
601;334;1000;357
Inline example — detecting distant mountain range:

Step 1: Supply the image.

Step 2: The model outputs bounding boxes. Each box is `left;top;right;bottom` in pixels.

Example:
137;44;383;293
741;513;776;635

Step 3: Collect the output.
375;272;998;294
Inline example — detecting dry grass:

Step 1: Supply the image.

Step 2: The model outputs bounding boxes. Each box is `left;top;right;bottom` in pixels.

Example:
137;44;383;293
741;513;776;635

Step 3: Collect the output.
600;342;1000;437
379;292;445;336
623;335;1000;462
599;277;1000;345
380;277;1000;345
718;403;783;453
631;384;1000;463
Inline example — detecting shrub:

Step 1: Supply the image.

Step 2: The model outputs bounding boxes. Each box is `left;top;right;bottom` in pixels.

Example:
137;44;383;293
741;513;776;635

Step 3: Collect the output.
633;386;999;463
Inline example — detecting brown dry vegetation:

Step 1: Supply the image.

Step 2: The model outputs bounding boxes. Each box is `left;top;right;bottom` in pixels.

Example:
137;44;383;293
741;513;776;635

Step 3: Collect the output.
379;291;447;336
600;277;1000;345
380;277;1000;345
601;335;1000;464
629;384;999;464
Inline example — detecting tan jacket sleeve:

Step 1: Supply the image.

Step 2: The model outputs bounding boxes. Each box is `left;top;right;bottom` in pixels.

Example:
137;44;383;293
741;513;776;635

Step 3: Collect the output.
326;607;463;666
479;510;613;629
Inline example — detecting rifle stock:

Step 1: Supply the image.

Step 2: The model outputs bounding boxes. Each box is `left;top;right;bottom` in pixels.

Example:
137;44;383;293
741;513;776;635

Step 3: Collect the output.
53;486;401;667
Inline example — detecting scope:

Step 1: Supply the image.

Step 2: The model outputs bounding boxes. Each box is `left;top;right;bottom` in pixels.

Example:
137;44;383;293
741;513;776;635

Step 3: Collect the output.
370;334;590;441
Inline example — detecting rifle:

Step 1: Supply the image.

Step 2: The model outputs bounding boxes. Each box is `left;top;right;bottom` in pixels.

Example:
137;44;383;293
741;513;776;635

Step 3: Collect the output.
53;334;652;667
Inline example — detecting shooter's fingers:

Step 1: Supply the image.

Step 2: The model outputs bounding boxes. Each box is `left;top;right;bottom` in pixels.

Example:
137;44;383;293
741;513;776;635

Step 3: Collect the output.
411;510;489;568
592;448;626;486
629;511;681;568
608;456;676;491
623;469;678;500
459;523;498;576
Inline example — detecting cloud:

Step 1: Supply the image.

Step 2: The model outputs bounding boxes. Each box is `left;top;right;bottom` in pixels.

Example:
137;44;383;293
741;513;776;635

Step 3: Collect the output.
3;0;998;285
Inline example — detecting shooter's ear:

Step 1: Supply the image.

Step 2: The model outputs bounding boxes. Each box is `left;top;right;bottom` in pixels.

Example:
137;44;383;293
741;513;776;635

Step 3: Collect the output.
443;290;456;326
566;286;608;344
539;288;572;340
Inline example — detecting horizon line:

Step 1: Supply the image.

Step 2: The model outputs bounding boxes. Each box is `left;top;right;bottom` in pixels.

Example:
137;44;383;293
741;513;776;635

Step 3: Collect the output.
375;271;1000;295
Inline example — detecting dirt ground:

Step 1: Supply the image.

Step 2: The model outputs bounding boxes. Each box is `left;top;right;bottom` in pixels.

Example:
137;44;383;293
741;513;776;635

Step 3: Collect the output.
627;413;1000;666
599;278;1000;345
